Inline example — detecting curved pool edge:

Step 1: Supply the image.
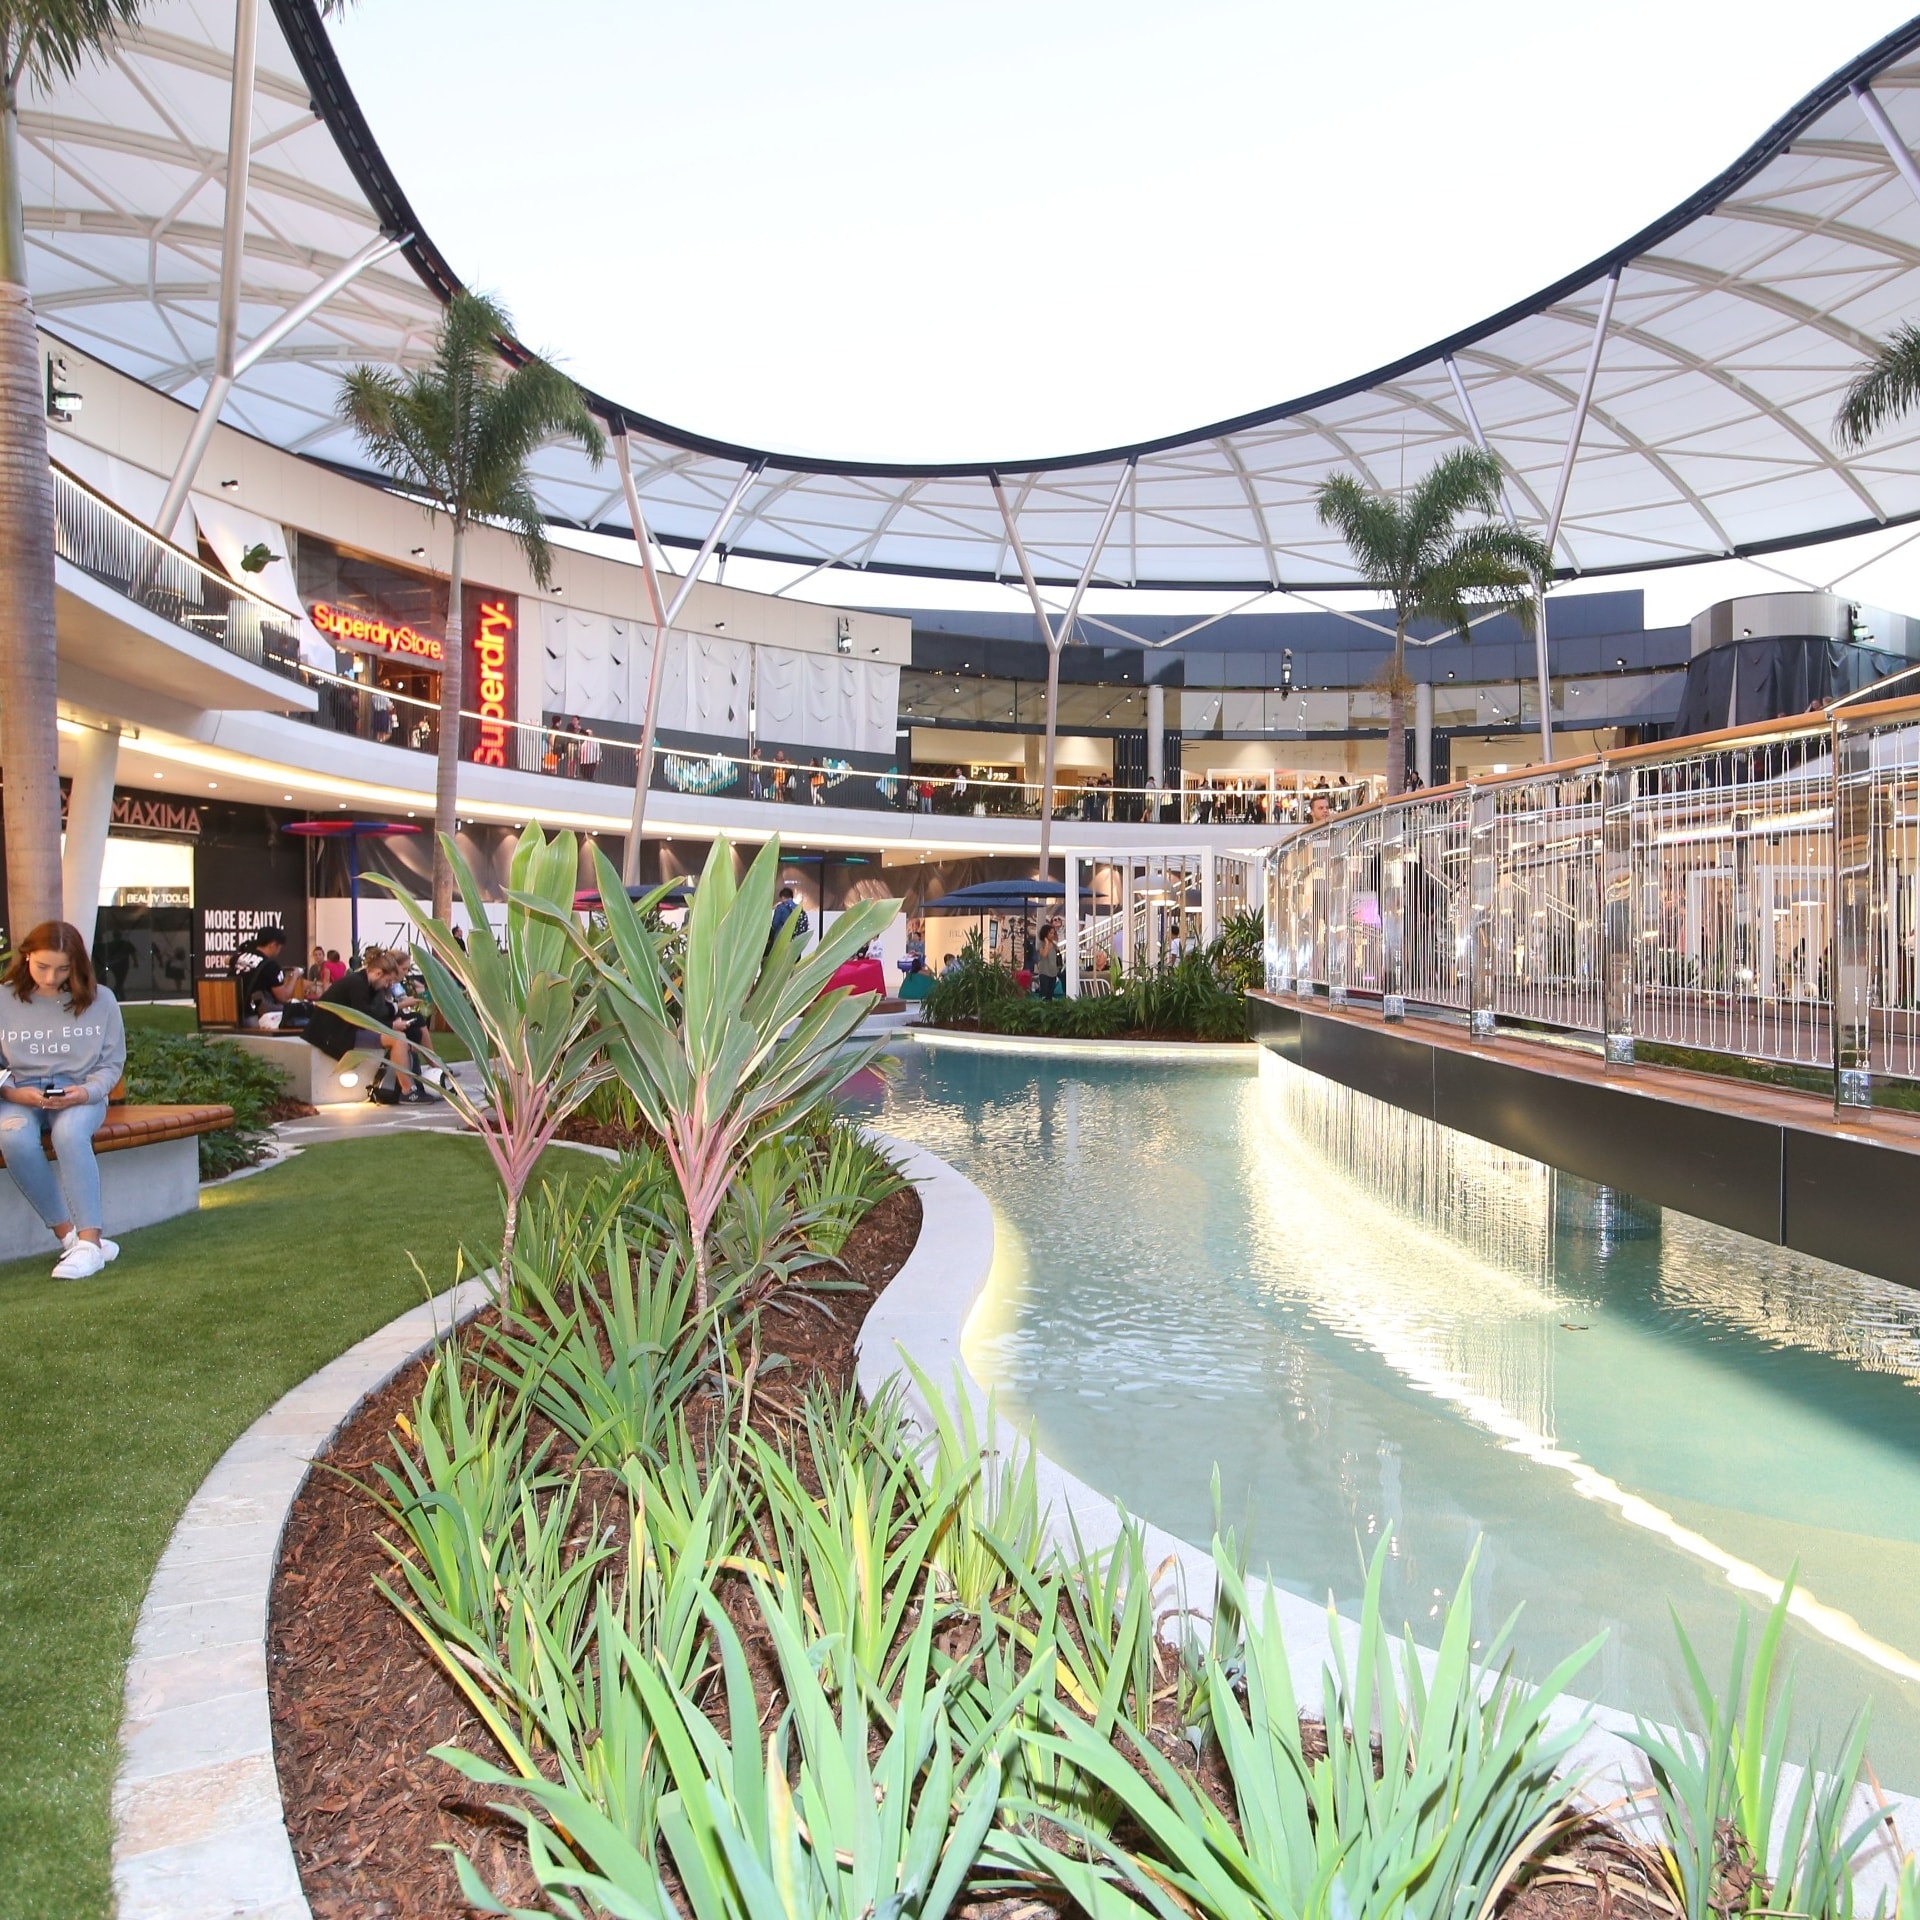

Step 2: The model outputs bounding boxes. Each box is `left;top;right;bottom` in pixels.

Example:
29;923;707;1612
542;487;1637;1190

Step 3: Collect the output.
859;1128;1920;1884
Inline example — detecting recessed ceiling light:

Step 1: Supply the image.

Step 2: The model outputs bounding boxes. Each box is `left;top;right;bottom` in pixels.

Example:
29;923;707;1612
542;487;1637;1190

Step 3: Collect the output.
283;794;293;801
207;781;218;789
411;546;426;558
219;477;240;490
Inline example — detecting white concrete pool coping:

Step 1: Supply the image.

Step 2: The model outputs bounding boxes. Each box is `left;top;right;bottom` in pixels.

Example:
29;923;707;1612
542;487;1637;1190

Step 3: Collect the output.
112;1130;1919;1919
913;1027;1258;1062
858;1127;1920;1894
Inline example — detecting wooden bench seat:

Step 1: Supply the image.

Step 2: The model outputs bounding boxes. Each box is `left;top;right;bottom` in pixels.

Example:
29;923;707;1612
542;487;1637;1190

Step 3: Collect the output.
0;1102;237;1257
0;1103;234;1163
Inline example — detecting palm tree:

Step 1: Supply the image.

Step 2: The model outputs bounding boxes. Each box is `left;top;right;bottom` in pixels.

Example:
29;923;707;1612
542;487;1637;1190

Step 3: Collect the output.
339;292;605;919
1836;321;1920;450
1316;449;1551;796
0;0;144;939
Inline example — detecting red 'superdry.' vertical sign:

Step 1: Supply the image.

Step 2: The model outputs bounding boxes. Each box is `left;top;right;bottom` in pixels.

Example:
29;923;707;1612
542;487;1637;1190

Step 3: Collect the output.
465;595;517;767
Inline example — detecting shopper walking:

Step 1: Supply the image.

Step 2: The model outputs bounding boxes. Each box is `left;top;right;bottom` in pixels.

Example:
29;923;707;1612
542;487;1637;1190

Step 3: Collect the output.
578;726;602;781
0;921;128;1279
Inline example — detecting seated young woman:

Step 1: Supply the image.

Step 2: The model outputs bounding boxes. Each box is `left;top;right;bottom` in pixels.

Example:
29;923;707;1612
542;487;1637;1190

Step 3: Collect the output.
0;921;129;1279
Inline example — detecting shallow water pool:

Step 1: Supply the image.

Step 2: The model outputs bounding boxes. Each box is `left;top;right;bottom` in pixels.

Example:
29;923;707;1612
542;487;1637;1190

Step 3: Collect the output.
853;1041;1920;1785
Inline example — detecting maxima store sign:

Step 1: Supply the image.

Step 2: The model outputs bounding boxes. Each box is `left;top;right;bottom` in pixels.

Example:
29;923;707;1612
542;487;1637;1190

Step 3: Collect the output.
310;602;446;665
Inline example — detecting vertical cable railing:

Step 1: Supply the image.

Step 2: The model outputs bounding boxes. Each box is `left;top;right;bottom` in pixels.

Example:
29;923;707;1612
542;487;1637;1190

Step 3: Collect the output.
1260;696;1920;1108
51;465;303;678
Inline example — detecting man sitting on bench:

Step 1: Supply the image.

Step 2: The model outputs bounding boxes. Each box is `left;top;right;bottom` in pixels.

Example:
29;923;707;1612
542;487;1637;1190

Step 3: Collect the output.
302;948;431;1102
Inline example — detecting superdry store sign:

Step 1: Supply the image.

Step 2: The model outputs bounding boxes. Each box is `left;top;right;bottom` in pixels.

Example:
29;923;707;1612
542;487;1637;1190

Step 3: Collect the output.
310;602;446;664
469;597;515;767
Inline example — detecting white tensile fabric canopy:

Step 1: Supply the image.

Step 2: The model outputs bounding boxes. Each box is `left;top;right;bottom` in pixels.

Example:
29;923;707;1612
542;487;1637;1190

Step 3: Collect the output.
23;0;1920;591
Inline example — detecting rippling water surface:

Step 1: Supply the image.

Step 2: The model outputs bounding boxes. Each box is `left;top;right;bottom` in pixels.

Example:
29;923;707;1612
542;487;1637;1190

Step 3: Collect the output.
852;1042;1920;1784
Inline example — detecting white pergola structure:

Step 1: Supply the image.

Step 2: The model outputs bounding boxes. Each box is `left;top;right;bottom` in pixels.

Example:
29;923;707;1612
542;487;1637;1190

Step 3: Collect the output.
26;3;1920;758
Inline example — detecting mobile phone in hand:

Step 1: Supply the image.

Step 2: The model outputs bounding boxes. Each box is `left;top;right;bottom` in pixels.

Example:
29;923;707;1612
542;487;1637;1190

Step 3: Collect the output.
42;1083;69;1102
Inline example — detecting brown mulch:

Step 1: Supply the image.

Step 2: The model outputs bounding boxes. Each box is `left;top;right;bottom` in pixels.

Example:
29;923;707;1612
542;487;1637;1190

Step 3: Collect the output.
268;1184;921;1920
268;1165;1667;1920
266;1094;320;1124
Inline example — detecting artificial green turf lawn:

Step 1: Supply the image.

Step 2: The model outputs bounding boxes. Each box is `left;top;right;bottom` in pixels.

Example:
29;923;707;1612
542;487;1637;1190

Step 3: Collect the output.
118;1002;197;1036
0;1132;572;1920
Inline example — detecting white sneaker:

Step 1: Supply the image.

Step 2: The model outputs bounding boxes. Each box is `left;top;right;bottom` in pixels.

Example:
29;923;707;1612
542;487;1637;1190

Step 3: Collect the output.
59;1231;118;1262
52;1240;108;1280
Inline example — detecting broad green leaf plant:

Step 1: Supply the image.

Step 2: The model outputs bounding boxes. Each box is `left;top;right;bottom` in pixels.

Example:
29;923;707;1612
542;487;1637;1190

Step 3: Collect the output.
584;834;896;1317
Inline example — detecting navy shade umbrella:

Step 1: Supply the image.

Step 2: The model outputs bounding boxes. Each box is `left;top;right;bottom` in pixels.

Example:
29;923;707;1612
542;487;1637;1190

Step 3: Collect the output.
923;878;1093;915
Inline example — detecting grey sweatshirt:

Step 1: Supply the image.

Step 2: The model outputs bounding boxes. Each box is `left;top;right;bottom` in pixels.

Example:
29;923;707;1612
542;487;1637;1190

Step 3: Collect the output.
0;986;127;1100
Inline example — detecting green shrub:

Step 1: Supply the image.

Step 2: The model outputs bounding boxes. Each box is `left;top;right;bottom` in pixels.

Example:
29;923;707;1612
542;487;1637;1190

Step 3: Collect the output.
921;930;1022;1025
1209;907;1263;995
123;1030;290;1177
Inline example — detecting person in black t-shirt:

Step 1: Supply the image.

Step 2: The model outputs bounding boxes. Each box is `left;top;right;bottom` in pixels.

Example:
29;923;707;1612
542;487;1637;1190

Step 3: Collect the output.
237;928;307;1029
303;948;430;1100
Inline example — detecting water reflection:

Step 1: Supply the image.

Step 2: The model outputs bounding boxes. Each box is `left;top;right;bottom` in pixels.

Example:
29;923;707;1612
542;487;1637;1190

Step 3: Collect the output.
858;1042;1920;1785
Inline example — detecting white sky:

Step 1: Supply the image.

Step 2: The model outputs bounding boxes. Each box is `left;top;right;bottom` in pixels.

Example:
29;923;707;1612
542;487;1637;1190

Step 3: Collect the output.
333;1;1920;631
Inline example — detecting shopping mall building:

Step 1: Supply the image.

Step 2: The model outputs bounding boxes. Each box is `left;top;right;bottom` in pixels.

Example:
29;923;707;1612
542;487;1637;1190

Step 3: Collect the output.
23;2;1920;996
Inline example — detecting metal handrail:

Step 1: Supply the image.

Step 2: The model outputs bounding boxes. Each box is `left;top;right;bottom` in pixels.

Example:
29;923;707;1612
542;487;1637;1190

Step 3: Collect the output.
51;464;303;680
1263;707;1920;1112
293;658;1354;824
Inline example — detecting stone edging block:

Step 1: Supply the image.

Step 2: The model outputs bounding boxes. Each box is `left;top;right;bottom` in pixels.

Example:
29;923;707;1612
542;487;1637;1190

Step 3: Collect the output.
112;1277;491;1920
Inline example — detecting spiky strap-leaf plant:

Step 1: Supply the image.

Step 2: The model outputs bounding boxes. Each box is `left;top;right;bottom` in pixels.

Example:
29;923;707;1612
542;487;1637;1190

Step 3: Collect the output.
582;834;896;1319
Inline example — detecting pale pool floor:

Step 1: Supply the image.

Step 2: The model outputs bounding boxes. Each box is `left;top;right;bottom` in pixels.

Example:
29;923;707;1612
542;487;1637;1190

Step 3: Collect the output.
855;1045;1920;1786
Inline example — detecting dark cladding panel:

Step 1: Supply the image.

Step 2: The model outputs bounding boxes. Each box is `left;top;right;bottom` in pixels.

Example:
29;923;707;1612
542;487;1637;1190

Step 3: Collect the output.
1783;1130;1920;1289
1298;1012;1436;1118
1432;1049;1784;1245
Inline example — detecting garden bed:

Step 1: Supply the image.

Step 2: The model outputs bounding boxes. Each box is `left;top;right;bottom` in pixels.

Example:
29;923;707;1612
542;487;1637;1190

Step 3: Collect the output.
268;1180;923;1920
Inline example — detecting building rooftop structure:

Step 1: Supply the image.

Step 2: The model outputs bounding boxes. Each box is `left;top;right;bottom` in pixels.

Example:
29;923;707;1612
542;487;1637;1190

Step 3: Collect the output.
25;5;1920;592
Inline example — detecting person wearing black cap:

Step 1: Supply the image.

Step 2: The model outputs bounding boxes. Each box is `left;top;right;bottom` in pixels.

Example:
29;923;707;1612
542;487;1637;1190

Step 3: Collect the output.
238;927;305;1029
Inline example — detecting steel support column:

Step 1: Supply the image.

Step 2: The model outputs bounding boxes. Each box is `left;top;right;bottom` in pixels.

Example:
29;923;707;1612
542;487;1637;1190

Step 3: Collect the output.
157;0;257;541
1380;807;1406;1020
1832;715;1875;1109
157;228;410;541
1065;851;1082;998
1854;83;1920;206
1534;268;1621;767
1442;354;1521;531
1468;785;1497;1037
992;464;1132;881
618;446;761;877
1600;762;1635;1064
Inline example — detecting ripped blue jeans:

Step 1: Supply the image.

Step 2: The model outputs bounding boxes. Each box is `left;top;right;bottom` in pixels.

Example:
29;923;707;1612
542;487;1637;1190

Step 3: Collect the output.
0;1098;106;1234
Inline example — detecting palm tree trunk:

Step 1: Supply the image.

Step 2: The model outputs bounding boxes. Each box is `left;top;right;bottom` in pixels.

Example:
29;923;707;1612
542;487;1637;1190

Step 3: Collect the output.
0;80;63;939
1385;620;1408;798
431;519;465;923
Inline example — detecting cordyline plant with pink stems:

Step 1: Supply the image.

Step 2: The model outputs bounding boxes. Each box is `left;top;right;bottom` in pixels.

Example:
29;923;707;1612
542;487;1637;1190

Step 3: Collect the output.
354;825;621;1290
579;834;896;1324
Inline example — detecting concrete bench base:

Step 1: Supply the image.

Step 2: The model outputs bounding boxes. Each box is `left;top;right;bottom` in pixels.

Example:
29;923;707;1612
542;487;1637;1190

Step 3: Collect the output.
0;1134;200;1262
228;1032;376;1107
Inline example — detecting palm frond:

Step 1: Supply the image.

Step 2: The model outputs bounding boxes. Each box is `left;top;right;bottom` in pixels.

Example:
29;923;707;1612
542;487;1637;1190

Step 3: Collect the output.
1315;473;1407;596
336;291;602;548
1835;321;1920;450
1413;524;1551;639
1405;448;1508;571
1;0;144;89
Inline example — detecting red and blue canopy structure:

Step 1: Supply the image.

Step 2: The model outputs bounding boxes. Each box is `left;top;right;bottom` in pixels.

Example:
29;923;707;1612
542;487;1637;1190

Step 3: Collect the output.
283;819;422;958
